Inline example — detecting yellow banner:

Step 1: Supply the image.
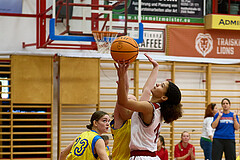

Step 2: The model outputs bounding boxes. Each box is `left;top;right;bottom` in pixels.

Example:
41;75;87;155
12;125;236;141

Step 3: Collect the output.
205;14;240;30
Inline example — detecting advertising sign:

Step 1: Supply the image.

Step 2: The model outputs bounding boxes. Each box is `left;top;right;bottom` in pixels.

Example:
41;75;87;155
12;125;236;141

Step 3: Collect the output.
112;0;204;23
167;25;240;58
110;26;165;52
139;29;165;52
205;14;240;30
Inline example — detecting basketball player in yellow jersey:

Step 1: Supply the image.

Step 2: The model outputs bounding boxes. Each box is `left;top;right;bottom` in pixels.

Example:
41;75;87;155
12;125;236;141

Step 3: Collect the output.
59;111;110;160
110;96;135;160
111;53;159;160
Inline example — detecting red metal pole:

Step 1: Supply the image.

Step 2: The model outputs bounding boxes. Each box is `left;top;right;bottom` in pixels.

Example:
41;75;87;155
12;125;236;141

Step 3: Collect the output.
212;0;217;13
92;0;99;31
39;6;53;16
39;0;47;47
91;0;99;49
101;14;109;31
66;0;70;33
124;0;128;35
36;0;40;48
22;42;37;48
228;0;230;14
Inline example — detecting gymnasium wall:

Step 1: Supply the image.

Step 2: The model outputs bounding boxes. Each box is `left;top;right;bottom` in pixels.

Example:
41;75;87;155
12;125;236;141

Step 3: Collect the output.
0;52;239;160
57;57;240;159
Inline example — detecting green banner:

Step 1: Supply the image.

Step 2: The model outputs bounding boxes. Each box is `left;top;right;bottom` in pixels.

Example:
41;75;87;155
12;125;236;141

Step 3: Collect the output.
113;14;204;24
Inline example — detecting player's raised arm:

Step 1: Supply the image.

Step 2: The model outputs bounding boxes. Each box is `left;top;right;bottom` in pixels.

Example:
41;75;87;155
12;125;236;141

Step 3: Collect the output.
115;61;153;114
140;53;159;101
115;61;129;108
113;69;134;129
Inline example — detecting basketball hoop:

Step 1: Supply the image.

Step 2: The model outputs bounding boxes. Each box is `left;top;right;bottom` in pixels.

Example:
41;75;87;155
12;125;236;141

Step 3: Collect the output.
92;31;118;54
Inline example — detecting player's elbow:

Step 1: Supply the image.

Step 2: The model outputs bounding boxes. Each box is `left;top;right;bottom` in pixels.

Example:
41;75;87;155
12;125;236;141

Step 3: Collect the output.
211;123;216;129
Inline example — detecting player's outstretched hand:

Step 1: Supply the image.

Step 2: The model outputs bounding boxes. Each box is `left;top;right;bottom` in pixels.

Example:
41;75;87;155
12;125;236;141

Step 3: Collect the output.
114;60;129;78
144;53;159;68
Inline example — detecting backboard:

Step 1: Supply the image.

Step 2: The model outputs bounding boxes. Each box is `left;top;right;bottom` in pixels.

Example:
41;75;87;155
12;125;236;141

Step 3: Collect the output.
48;0;143;51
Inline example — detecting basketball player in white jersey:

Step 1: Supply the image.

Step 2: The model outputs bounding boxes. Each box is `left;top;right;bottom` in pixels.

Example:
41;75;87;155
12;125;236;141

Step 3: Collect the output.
115;57;182;160
111;53;160;160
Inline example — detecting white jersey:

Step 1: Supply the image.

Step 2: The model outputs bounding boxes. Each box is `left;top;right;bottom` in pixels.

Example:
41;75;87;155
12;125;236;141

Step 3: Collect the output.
130;102;162;152
129;156;160;160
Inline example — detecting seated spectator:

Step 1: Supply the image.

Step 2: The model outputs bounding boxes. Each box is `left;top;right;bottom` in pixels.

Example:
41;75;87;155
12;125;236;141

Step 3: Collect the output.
156;135;168;160
174;131;195;160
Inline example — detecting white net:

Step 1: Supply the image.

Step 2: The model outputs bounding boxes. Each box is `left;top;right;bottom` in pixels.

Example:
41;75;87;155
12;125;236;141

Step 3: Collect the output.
92;31;118;54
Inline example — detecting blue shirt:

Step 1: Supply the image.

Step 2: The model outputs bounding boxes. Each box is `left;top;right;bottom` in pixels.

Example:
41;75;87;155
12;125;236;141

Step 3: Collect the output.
213;112;239;139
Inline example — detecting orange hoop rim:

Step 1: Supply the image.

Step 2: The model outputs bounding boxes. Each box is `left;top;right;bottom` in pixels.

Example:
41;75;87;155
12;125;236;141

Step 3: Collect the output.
92;31;118;37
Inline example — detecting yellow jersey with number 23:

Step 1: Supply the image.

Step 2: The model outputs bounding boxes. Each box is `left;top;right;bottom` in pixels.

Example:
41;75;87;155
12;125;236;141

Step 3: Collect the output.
67;130;102;160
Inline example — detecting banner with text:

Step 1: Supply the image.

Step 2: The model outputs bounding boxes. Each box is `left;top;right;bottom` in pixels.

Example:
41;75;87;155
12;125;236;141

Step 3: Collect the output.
205;14;240;30
167;26;240;59
110;26;165;52
139;29;165;52
112;0;204;23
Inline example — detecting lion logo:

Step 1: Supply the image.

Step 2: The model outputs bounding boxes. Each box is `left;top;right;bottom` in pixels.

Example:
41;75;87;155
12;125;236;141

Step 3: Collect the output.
195;33;213;57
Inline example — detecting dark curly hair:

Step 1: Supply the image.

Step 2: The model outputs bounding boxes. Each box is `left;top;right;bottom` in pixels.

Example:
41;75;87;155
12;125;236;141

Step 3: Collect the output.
161;102;182;123
161;81;182;123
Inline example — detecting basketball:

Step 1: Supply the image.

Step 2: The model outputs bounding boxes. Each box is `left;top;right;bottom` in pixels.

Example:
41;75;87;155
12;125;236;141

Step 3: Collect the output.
110;36;139;63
